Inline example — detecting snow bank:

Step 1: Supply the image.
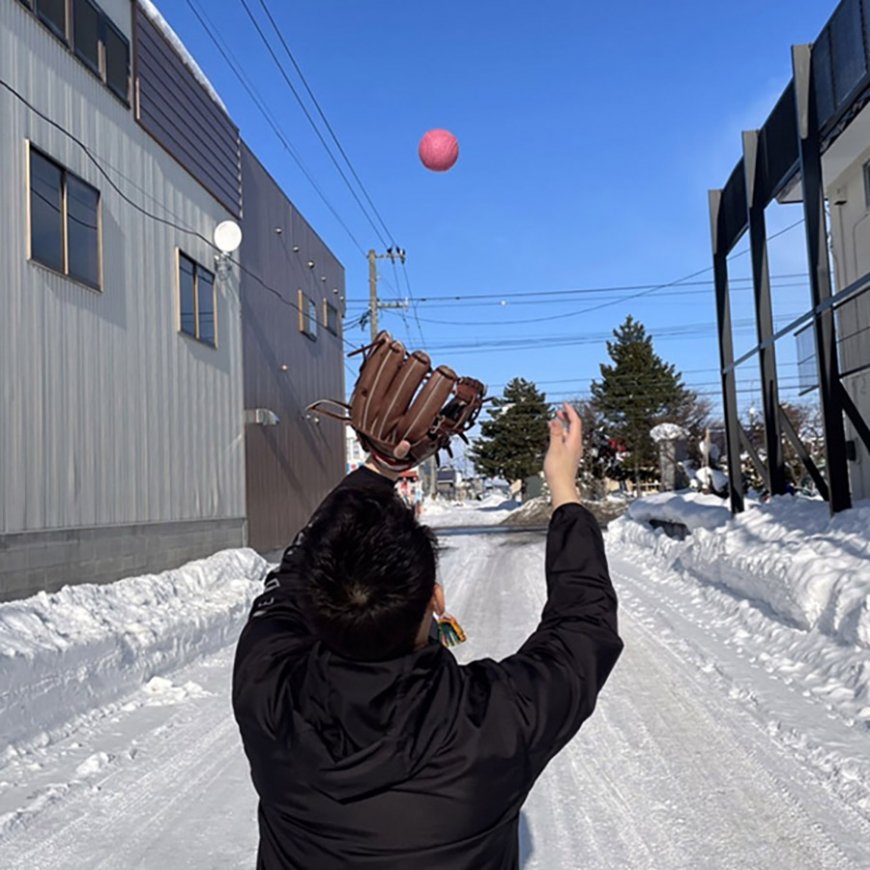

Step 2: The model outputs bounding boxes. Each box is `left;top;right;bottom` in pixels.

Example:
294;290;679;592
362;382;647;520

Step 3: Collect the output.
0;549;268;760
626;491;731;531
610;496;870;647
501;496;551;526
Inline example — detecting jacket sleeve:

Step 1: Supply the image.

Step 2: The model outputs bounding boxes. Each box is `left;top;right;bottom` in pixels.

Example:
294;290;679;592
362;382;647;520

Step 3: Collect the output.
233;466;396;737
498;502;623;775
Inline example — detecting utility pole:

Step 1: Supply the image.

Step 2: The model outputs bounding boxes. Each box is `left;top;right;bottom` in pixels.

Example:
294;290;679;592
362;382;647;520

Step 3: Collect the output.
367;247;409;342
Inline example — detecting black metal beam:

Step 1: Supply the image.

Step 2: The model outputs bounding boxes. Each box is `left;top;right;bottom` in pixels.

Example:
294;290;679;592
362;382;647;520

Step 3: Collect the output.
710;188;745;514
743;129;787;496
792;43;852;514
778;405;829;500
838;382;870;453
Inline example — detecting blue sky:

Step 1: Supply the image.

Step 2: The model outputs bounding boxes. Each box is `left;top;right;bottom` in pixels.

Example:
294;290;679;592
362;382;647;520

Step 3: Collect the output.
159;0;835;418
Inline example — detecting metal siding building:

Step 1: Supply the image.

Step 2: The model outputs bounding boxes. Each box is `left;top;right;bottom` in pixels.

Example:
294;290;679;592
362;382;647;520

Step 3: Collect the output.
709;0;870;511
0;0;246;599
240;144;346;553
824;104;870;499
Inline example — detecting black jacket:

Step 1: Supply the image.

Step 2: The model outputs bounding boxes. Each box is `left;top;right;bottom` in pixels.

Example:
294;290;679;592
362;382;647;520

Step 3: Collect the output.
233;468;623;869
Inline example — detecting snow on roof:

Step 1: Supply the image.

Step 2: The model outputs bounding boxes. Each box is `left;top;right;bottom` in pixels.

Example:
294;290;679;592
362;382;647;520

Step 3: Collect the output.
137;0;228;114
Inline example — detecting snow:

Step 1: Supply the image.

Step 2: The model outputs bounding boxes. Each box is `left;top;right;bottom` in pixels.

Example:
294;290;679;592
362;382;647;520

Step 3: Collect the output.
420;495;520;528
615;493;870;642
1;498;869;866
137;1;229;113
691;464;729;493
626;490;732;530
649;422;687;442
0;548;268;760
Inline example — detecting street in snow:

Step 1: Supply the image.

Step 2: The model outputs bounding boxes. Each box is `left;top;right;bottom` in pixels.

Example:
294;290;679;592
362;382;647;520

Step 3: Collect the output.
1;498;868;869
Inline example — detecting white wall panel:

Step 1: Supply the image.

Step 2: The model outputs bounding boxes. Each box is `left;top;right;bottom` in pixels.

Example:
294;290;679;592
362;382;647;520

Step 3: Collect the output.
1;0;245;534
826;123;870;501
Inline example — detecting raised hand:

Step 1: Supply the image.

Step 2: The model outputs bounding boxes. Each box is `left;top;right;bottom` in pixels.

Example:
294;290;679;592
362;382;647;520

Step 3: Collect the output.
543;402;583;509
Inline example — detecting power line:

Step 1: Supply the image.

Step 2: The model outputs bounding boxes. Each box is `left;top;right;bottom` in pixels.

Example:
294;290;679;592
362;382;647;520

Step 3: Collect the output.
231;0;417;324
236;0;391;250
481;382;812;414
0;78;366;355
366;220;811;330
344;280;813;323
254;0;397;248
344;284;811;314
376;313;803;355
483;371;804;392
184;0;367;257
344;273;811;305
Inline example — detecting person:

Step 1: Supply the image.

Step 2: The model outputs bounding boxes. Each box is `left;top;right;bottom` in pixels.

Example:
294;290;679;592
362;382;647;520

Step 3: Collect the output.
233;402;624;869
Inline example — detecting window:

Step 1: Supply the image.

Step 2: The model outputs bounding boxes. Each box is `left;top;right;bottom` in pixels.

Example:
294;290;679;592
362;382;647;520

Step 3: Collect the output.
178;252;217;347
21;0;130;106
35;0;66;40
29;147;101;288
298;291;317;340
29;150;64;273
73;0;101;74
324;301;339;335
104;21;129;103
65;174;100;286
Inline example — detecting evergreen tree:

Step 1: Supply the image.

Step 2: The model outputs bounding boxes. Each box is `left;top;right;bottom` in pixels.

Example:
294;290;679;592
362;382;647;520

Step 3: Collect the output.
469;378;550;493
590;316;688;492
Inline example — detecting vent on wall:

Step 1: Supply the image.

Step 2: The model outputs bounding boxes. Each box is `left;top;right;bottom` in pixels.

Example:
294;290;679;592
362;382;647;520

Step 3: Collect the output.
244;409;280;426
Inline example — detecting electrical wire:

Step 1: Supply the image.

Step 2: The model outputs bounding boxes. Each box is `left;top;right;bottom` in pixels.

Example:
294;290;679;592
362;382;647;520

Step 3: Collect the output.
254;0;396;248
373;313;803;356
191;0;411;303
243;1;423;333
184;0;368;257
345;273;810;305
236;0;391;251
0;77;373;358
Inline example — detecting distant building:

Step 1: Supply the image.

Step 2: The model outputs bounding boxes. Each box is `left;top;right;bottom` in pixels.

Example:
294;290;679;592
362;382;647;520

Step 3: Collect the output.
436;467;461;499
0;0;344;599
240;144;345;552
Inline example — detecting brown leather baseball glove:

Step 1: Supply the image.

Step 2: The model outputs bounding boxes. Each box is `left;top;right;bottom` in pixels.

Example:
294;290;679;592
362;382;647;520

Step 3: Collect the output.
307;331;486;471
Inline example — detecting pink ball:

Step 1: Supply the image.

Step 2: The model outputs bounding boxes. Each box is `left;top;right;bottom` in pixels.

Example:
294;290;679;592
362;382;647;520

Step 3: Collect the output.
418;129;459;172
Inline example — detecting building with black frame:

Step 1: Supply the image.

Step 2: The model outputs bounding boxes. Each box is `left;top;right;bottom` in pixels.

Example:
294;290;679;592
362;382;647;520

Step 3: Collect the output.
710;0;870;514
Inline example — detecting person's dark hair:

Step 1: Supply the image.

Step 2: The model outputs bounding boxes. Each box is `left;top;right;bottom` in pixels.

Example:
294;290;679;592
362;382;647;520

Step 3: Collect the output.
300;489;438;661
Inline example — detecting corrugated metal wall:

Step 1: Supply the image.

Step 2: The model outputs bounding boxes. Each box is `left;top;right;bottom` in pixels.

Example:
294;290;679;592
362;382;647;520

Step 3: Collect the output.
240;144;346;552
134;5;242;218
826;128;870;500
0;0;246;537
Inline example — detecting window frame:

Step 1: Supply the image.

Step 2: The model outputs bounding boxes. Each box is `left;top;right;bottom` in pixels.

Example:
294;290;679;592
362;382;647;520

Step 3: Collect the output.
19;0;130;107
176;250;218;348
103;17;130;105
72;0;102;77
323;299;340;335
863;159;870;211
27;142;103;292
34;0;69;44
298;290;318;340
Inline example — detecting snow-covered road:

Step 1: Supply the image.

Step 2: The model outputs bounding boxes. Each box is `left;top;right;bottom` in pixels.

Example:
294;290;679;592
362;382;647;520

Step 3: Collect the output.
2;528;868;868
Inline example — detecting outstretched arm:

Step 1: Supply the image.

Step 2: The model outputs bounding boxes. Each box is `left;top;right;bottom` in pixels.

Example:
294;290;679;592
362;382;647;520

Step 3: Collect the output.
498;404;623;774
